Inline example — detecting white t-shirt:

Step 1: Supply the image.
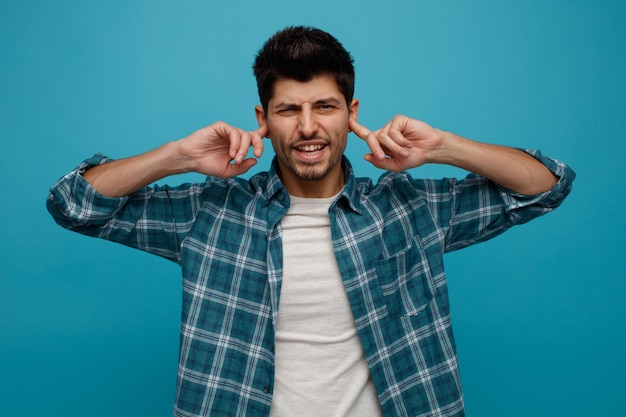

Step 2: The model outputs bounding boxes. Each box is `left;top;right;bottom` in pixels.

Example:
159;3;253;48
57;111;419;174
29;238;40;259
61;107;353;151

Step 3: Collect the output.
269;195;383;417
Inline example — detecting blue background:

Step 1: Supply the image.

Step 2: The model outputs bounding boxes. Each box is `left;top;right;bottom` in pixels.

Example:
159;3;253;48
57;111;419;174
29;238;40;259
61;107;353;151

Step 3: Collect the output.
1;1;624;415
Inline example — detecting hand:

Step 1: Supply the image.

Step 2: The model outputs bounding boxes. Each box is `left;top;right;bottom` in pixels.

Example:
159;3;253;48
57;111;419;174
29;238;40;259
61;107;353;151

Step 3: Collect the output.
349;115;443;172
177;121;267;178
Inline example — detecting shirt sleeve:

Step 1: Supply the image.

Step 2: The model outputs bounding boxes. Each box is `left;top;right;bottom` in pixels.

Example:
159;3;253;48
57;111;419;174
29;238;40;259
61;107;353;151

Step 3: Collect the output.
46;153;204;264
417;149;576;253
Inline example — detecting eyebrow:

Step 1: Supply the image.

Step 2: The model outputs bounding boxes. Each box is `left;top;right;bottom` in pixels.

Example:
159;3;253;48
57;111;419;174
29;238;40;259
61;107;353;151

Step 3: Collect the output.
272;97;344;110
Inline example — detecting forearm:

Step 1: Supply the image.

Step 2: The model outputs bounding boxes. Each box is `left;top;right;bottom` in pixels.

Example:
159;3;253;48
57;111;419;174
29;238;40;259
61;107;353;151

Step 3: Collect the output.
430;131;558;195
83;141;191;197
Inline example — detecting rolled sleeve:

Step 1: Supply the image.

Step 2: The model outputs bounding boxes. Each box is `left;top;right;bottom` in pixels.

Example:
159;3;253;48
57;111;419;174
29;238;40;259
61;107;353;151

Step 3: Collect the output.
47;154;130;230
499;149;576;224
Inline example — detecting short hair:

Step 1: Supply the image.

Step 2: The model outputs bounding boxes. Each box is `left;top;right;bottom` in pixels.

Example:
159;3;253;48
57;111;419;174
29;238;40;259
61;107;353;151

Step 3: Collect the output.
253;26;355;112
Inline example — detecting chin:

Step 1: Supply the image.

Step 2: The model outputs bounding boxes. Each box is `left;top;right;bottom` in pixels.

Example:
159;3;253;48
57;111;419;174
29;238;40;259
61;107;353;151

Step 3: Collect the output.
294;167;330;182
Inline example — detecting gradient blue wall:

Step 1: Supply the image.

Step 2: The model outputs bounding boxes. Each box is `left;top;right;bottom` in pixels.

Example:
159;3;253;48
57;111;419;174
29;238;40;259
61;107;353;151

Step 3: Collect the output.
1;1;624;415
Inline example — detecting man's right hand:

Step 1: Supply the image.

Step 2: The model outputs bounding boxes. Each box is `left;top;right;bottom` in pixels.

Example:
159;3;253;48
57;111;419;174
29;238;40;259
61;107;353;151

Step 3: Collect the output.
83;121;268;197
176;121;267;178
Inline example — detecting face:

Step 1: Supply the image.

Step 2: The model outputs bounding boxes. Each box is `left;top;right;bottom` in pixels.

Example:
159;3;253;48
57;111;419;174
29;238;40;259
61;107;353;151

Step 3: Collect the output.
256;75;359;198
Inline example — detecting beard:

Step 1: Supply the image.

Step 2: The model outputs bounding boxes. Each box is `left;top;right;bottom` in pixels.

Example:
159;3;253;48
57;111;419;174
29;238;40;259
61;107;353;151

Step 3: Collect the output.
286;162;335;181
273;135;346;183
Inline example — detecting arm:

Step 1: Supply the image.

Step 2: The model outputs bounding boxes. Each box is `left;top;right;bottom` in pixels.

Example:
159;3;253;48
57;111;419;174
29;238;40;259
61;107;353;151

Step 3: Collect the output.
47;121;267;262
84;121;267;197
350;115;558;196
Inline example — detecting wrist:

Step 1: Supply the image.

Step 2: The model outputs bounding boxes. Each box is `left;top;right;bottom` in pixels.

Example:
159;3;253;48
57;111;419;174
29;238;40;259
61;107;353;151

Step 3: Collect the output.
426;130;467;165
164;140;197;175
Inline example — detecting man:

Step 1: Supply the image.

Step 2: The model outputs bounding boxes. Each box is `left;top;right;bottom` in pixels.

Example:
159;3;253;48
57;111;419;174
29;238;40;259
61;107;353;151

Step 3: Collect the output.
47;26;575;417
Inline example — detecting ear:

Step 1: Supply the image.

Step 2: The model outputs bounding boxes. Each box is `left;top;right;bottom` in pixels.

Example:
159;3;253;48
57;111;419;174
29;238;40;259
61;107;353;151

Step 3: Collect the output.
349;98;360;122
255;105;269;138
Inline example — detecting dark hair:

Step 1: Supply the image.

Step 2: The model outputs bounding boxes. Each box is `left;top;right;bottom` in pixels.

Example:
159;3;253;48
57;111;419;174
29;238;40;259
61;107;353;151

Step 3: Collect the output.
253;26;355;112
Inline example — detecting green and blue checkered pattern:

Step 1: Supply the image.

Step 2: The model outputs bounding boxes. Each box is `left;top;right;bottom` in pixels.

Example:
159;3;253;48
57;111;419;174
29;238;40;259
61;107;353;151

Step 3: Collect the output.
47;151;574;417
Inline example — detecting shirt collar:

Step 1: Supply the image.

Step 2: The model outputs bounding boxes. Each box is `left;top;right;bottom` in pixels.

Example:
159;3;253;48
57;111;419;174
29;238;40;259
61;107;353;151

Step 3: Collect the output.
335;157;363;214
261;158;289;206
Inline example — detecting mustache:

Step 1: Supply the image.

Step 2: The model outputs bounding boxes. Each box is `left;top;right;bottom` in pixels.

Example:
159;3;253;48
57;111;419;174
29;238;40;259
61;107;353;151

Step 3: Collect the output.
295;135;329;142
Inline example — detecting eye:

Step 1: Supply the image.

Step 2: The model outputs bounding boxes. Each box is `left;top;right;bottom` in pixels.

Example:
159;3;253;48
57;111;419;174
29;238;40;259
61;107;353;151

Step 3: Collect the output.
317;103;337;113
277;107;298;116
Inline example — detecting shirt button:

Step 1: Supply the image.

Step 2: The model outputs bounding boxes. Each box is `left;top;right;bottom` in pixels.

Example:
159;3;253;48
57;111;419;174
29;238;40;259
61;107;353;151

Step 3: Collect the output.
263;386;271;393
277;193;285;202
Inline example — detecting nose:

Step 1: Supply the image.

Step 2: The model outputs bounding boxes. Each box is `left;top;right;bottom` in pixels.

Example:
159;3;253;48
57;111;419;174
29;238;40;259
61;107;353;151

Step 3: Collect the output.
297;107;318;138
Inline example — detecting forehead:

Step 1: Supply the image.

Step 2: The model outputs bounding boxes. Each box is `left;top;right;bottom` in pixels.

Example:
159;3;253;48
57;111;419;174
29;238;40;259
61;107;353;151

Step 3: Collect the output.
269;75;343;106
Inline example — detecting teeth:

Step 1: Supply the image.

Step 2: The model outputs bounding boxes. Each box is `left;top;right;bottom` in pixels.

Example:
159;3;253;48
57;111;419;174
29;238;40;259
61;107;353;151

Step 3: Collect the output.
298;144;324;152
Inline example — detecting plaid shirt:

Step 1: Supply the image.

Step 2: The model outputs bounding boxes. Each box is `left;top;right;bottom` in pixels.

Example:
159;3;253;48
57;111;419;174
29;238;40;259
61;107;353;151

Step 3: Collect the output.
47;151;574;417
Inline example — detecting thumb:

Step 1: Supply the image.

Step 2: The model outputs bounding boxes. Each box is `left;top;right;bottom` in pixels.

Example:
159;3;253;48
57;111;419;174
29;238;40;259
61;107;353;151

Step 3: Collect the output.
225;158;257;177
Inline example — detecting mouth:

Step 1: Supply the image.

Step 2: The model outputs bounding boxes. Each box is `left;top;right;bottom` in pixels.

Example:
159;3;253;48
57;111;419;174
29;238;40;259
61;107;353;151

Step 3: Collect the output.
295;143;326;154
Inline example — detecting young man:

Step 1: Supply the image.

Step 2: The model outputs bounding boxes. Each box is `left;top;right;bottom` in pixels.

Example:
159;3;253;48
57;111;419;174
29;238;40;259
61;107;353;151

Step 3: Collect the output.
47;26;575;417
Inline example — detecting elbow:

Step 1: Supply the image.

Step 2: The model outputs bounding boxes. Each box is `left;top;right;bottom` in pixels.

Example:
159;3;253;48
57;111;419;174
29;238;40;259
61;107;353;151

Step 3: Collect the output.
525;172;559;196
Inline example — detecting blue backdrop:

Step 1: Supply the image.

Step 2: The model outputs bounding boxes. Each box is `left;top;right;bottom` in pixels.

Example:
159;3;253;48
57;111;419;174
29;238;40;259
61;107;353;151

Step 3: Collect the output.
1;1;624;415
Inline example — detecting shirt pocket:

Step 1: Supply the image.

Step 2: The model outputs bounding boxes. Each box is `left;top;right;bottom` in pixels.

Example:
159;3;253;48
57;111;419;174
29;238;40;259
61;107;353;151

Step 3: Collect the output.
375;238;437;318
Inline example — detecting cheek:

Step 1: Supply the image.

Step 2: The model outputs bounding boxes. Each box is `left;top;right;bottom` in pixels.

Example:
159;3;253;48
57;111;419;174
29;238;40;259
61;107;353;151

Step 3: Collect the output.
329;122;350;141
328;115;351;134
266;119;294;141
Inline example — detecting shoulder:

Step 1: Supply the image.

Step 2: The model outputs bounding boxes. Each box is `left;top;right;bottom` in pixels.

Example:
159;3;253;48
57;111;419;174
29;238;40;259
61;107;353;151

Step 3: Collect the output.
352;171;468;214
359;171;441;197
189;171;274;206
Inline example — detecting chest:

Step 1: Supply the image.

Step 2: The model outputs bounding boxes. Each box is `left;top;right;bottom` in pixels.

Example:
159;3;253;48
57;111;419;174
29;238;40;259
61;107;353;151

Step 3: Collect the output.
179;192;445;326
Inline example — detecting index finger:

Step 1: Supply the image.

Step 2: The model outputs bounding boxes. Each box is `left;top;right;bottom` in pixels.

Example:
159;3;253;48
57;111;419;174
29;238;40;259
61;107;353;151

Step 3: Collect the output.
254;123;268;140
349;118;372;140
349;118;387;161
